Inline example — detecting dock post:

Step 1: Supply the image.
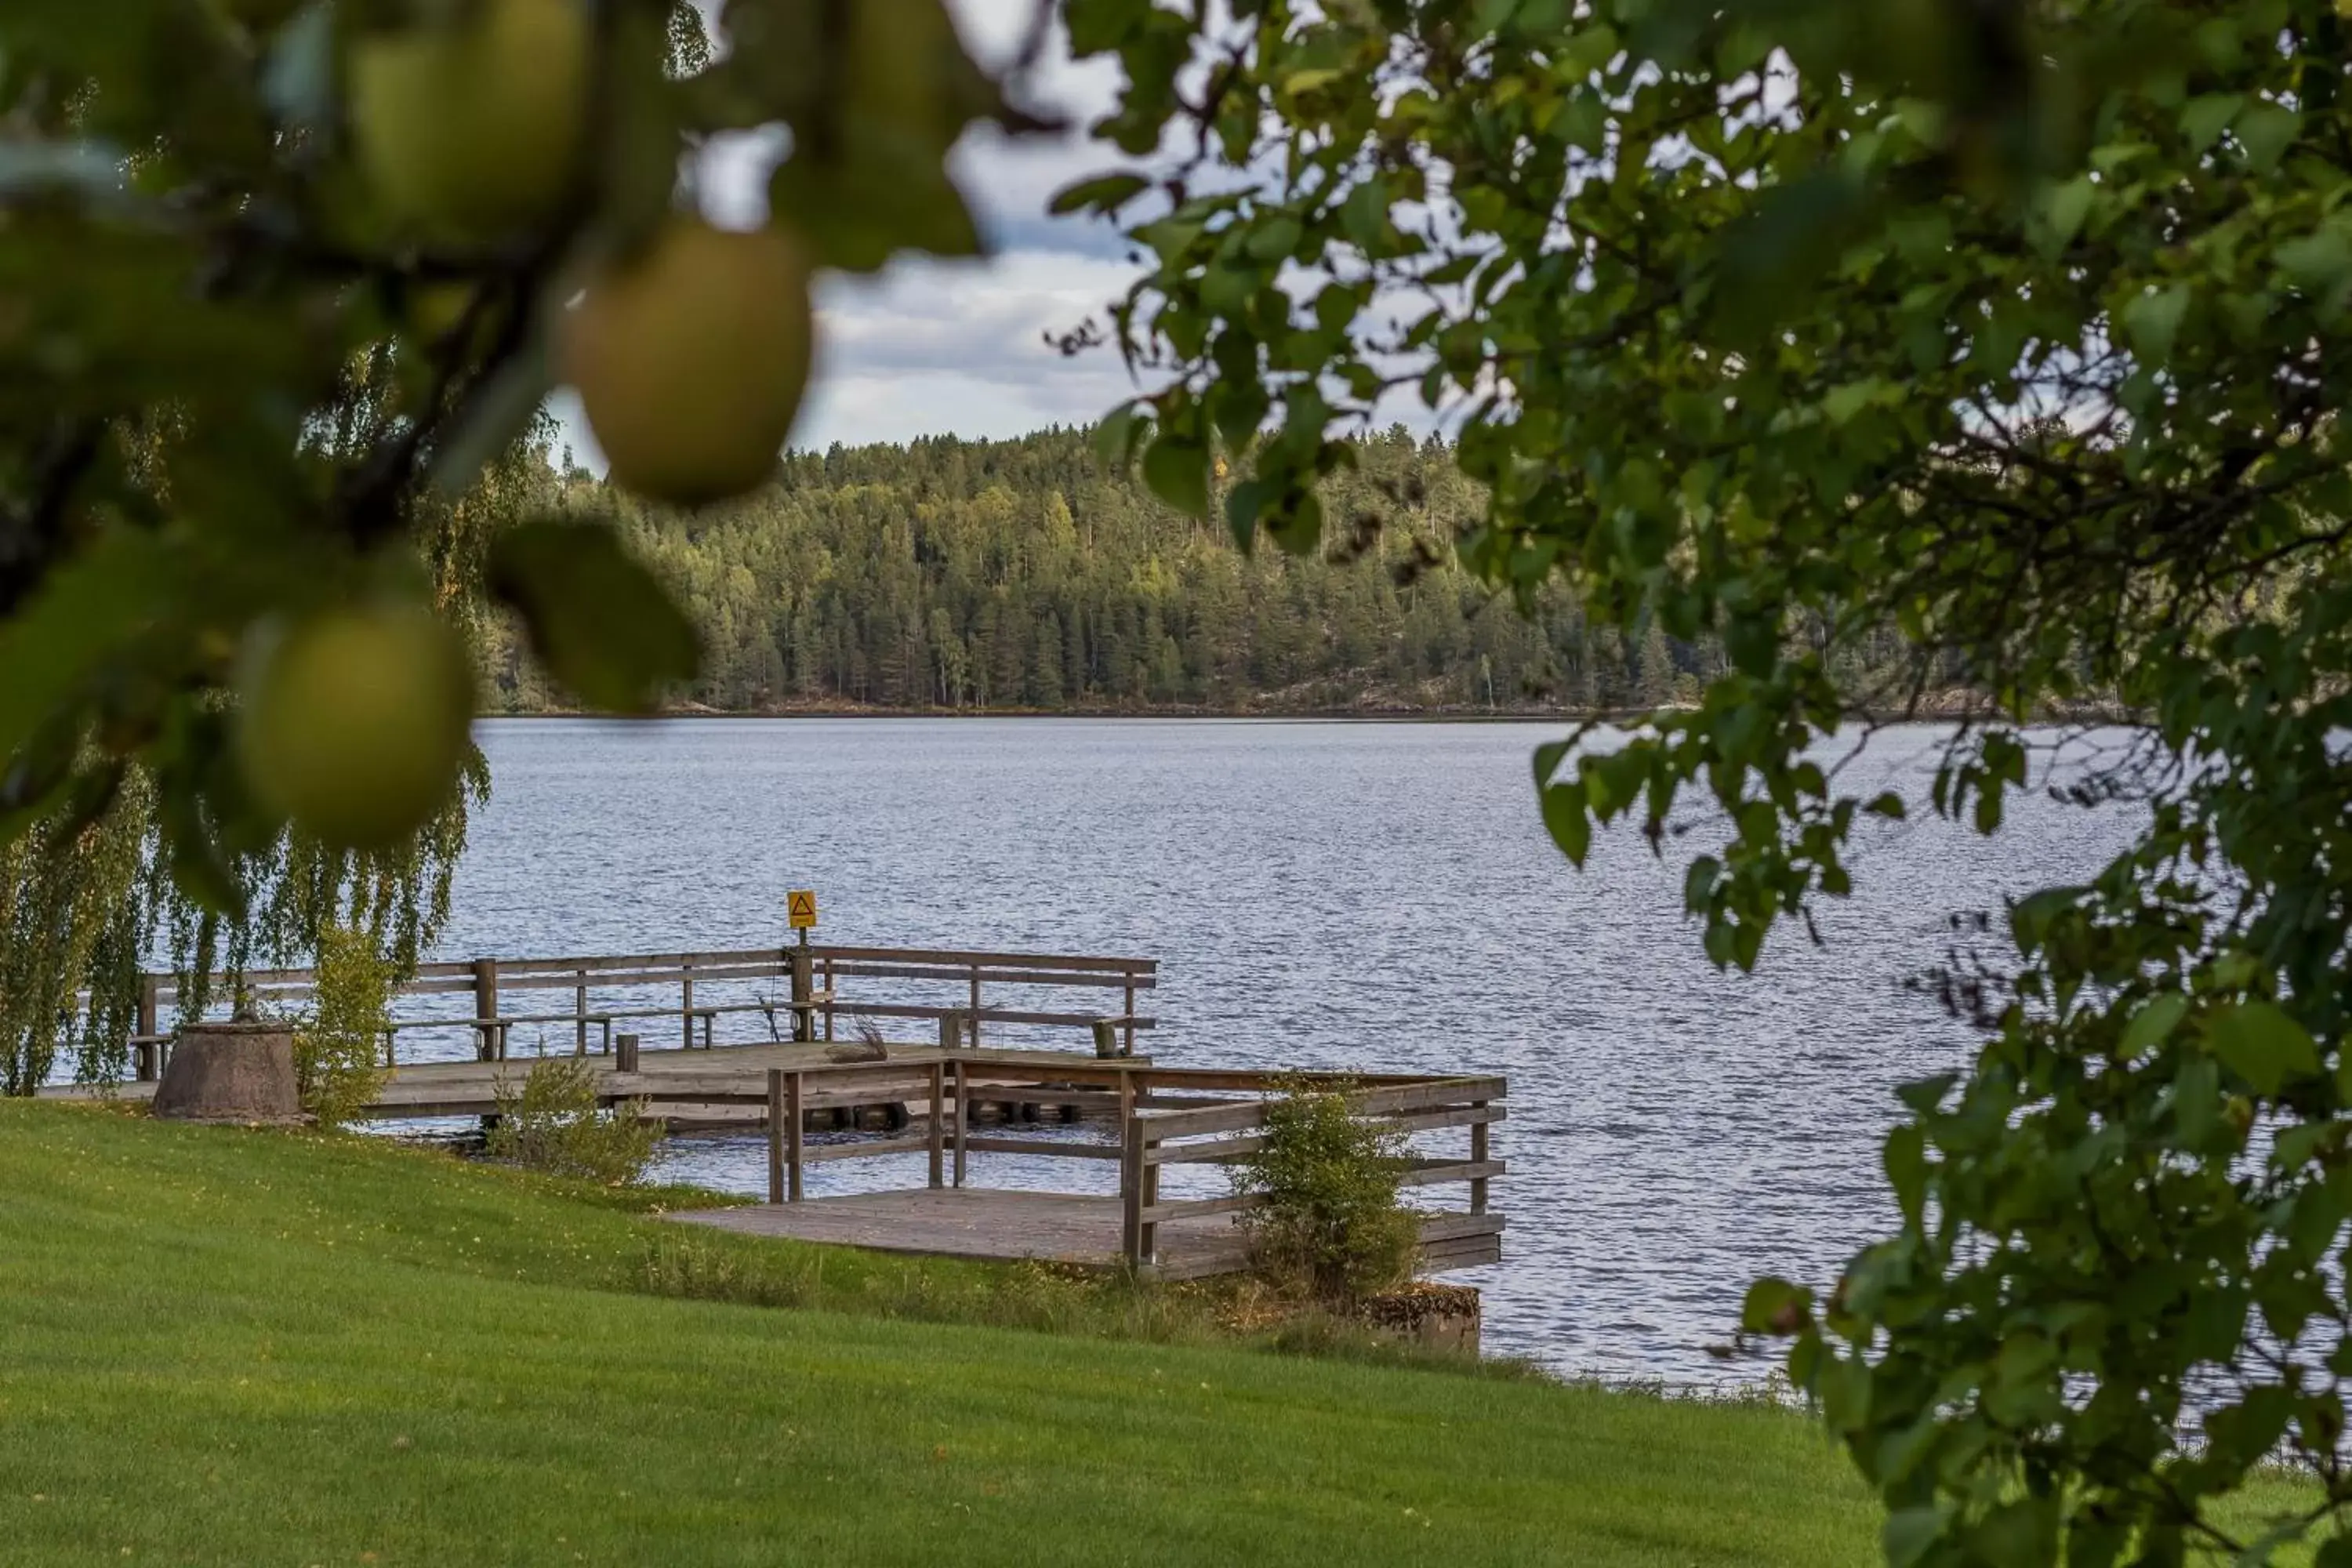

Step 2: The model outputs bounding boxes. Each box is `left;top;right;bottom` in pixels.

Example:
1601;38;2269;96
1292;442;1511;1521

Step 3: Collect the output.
1470;1100;1490;1216
1139;1138;1159;1263
786;1069;804;1202
790;946;814;1042
937;1012;959;1053
821;956;835;1040
574;968;588;1056
1091;1018;1119;1059
681;965;695;1050
927;1061;945;1189
950;1059;967;1189
767;1069;785;1205
471;958;499;1062
135;975;160;1082
1120;1110;1145;1269
615;1032;640;1074
1123;967;1137;1059
967;964;982;1047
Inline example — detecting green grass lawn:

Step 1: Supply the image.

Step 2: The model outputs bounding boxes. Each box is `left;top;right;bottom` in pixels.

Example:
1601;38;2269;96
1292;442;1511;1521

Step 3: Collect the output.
0;1099;1888;1566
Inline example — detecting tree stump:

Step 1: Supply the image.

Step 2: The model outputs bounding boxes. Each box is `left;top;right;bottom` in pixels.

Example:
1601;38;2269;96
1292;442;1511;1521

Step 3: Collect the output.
151;1020;305;1124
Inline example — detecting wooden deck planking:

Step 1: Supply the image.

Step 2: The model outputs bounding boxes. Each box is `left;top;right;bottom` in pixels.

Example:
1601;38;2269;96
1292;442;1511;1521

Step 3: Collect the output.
36;1040;1130;1120
664;1188;1503;1279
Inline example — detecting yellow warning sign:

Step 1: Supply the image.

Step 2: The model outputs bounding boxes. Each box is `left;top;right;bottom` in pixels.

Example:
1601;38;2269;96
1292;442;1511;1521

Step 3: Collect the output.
787;890;818;930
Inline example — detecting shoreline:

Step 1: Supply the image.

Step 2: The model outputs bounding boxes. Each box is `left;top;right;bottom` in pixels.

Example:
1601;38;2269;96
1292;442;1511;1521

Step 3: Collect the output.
478;701;2147;726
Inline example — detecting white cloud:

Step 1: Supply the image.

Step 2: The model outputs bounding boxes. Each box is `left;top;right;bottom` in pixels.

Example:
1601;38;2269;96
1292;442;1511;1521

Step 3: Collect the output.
798;249;1149;447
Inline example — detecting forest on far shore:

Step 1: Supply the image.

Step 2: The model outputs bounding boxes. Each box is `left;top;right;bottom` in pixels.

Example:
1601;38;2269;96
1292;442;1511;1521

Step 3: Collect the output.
479;424;1919;717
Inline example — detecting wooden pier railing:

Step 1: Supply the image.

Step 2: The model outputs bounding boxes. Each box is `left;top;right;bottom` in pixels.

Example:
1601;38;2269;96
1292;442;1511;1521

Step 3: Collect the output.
129;945;1158;1080
670;1058;1507;1279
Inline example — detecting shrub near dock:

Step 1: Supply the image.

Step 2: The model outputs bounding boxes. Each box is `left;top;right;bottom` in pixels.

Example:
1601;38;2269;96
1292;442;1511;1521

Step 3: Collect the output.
1236;1077;1419;1306
484;1057;659;1185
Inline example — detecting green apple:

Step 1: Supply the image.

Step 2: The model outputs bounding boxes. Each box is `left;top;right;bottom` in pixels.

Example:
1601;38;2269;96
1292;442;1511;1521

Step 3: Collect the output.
563;220;816;506
237;605;475;848
349;0;590;244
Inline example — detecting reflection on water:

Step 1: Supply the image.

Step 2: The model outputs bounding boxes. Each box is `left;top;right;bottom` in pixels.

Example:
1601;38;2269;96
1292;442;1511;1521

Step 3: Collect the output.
426;717;2135;1383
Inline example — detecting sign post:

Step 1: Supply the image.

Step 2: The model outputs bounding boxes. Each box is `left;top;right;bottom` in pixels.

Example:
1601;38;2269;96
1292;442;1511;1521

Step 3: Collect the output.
786;890;818;1040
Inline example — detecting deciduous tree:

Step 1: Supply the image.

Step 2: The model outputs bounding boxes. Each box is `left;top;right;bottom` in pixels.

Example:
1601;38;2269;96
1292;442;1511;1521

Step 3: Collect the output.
1065;0;2352;1557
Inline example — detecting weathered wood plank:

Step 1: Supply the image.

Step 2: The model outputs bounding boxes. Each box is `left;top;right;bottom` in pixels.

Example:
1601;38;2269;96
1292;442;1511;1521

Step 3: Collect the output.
1395;1159;1508;1190
796;1133;937;1164
954;1135;1124;1160
1145;1105;1509;1167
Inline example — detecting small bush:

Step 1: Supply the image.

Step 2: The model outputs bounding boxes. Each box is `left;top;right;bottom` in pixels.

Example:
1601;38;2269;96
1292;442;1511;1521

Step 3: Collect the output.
1234;1077;1419;1305
485;1057;659;1185
292;925;393;1130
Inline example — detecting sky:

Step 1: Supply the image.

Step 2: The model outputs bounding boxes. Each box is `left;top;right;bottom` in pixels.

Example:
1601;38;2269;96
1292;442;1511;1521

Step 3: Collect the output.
551;0;1150;466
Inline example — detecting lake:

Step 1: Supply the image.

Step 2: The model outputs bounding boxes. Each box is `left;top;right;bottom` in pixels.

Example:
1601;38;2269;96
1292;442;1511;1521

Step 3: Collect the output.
437;717;2138;1383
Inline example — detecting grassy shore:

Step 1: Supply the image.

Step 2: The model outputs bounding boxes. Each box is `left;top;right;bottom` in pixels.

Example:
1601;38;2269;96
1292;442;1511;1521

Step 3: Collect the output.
0;1102;1923;1564
0;1099;1882;1565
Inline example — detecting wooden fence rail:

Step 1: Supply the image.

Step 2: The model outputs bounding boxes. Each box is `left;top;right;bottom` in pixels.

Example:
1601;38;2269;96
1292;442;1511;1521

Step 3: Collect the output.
126;944;1159;1080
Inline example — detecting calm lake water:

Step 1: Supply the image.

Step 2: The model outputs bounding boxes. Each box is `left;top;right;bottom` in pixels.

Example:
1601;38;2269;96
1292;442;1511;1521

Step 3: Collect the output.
435;717;2137;1384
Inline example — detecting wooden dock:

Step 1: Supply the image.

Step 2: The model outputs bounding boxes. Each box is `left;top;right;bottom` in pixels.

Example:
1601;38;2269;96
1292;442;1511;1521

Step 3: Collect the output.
644;1054;1506;1279
67;941;1507;1282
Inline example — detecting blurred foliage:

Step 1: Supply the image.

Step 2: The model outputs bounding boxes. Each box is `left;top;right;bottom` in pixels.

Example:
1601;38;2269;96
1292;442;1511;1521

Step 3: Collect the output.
1067;0;2352;1559
0;0;1043;867
0;0;1044;1086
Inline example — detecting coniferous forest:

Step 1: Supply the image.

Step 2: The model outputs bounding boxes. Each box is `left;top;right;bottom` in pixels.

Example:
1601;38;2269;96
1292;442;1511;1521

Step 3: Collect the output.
485;424;1914;716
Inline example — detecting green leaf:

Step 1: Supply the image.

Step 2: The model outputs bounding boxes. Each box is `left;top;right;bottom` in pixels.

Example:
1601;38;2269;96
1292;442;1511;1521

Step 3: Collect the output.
2180;93;2245;154
1093;407;1149;473
1539;780;1591;866
1049;172;1152;216
2235;102;2301;173
0;530;174;768
2031;176;2096;258
1706;171;1871;343
2118;993;2188;1056
1682;854;1721;913
430;336;553;499
1882;1506;1944;1568
488;521;700;713
2174;1054;2220;1146
1141;434;1211;519
2278;225;2352;294
2121;285;2192;365
1895;1073;1957;1116
770;143;982;273
1222;478;1269;549
1740;1276;1812;1335
2009;885;2082;953
1864;790;1906;821
1821;379;1882;426
2205;1000;2319;1095
1884;1124;1927;1228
